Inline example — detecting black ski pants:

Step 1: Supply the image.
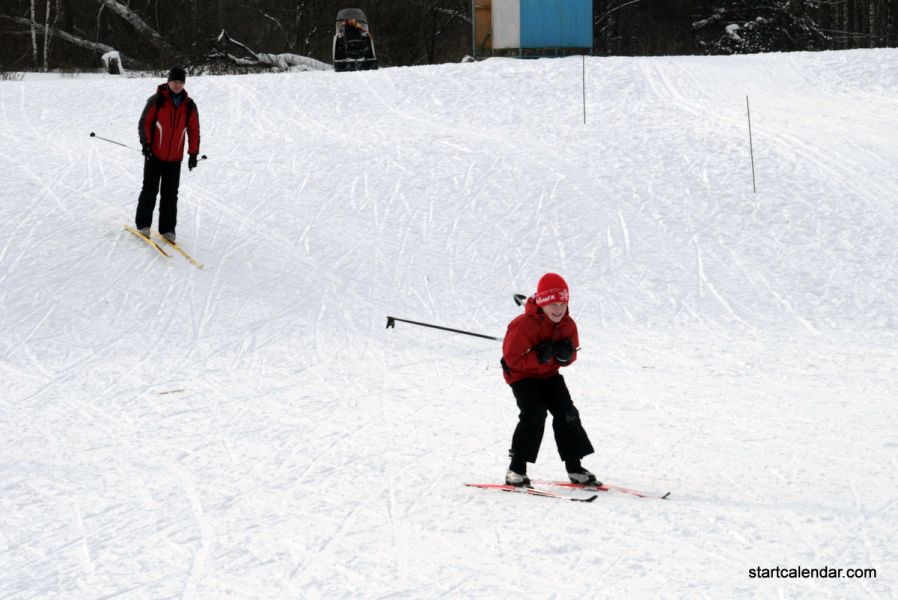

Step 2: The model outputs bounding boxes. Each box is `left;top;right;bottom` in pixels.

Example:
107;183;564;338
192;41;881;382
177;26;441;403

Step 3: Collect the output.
135;156;181;234
509;374;594;465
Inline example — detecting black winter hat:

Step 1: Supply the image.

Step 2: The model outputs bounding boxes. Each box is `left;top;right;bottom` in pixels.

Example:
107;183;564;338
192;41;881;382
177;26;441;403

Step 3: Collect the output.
167;67;187;82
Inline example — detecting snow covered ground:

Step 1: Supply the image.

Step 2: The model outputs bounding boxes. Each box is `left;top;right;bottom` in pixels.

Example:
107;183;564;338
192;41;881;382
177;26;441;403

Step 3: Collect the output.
1;49;896;598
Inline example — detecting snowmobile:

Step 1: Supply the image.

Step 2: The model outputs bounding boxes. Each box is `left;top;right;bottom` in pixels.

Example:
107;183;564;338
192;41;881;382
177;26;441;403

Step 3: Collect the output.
333;8;378;72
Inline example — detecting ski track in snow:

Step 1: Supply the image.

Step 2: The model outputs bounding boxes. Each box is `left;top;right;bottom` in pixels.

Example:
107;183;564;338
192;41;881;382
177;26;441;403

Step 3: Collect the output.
1;51;897;597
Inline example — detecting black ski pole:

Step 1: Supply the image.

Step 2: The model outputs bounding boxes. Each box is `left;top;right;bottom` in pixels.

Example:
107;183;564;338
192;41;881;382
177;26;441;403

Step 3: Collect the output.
89;132;208;162
386;316;502;342
89;132;139;152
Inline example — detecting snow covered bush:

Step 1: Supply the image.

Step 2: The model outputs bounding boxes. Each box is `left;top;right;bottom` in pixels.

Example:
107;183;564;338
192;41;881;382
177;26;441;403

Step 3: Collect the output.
693;0;830;54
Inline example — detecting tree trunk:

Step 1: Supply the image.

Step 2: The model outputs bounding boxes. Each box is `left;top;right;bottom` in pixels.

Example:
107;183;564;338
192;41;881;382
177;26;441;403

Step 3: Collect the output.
842;2;850;48
886;0;895;48
97;0;177;55
870;0;877;46
43;0;51;70
3;15;149;68
30;0;38;67
831;1;841;47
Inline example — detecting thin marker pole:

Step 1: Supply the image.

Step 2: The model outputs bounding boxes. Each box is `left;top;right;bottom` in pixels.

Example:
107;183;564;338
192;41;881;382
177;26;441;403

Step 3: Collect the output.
582;55;587;124
746;95;757;193
471;0;475;58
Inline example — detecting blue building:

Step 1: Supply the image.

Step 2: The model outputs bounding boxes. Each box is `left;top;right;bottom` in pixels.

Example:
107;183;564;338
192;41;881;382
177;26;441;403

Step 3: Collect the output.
474;0;594;57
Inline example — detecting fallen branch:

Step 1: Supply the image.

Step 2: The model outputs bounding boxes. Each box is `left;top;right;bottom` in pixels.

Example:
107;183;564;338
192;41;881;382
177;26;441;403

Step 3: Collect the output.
214;30;331;71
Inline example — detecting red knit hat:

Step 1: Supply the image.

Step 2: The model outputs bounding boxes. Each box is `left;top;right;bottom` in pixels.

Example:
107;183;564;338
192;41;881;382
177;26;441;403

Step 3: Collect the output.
534;272;569;306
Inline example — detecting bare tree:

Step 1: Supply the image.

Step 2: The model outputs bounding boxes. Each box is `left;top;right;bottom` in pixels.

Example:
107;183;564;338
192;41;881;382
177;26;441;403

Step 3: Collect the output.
3;14;148;67
97;0;177;55
41;0;61;70
369;0;469;66
30;0;38;67
4;0;898;71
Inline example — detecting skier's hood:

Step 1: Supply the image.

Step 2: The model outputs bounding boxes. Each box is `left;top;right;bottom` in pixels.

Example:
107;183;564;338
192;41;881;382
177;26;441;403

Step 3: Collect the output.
156;82;190;100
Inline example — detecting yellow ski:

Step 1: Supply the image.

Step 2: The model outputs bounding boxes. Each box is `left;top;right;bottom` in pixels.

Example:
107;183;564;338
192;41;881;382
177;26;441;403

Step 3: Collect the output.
154;232;204;269
123;225;170;257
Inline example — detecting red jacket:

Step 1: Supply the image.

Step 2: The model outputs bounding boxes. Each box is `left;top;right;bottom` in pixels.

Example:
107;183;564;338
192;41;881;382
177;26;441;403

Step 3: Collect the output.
502;297;579;385
138;84;200;162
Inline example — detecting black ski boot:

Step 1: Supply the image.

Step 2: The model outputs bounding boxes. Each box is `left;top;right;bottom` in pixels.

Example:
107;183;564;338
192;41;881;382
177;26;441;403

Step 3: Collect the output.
566;459;600;485
505;469;531;487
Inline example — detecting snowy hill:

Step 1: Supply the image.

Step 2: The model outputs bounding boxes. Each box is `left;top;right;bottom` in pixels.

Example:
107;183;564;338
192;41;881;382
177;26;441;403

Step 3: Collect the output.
1;50;896;598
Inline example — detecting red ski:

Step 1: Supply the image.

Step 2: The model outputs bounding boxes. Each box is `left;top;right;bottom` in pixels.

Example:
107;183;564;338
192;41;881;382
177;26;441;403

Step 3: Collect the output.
464;482;598;502
533;480;671;500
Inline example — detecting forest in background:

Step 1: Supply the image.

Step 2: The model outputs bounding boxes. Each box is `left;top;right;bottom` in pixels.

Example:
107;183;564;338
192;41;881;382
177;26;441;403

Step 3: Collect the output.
1;0;897;72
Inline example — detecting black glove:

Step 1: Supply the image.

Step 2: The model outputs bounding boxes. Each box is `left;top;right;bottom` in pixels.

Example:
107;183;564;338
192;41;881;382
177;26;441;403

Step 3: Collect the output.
533;341;555;364
554;338;574;363
142;143;152;160
188;153;198;171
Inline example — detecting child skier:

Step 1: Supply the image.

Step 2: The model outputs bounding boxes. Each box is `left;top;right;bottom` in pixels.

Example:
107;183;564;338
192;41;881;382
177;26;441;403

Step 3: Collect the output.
501;273;599;487
135;66;201;243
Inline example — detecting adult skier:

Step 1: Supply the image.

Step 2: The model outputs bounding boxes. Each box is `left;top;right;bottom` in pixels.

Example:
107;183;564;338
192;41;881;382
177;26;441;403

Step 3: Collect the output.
501;273;599;487
135;66;200;243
